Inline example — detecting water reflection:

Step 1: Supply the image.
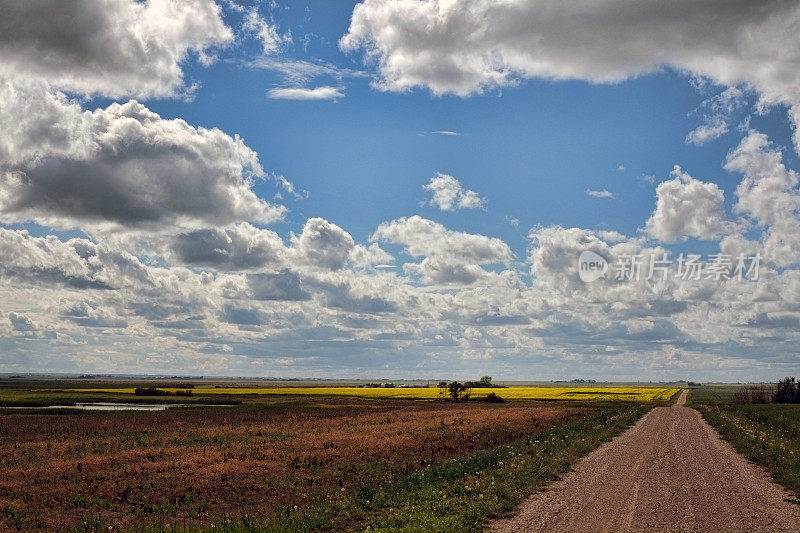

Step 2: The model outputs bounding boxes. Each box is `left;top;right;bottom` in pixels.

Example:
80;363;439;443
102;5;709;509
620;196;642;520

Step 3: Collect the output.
10;402;179;411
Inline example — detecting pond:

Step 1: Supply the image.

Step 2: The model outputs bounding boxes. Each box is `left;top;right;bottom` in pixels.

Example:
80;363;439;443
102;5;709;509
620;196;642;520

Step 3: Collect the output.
8;402;183;411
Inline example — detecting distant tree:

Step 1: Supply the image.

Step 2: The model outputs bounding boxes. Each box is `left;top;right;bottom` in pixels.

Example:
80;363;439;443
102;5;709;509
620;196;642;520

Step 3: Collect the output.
774;377;799;404
465;376;495;388
448;381;466;401
135;387;173;396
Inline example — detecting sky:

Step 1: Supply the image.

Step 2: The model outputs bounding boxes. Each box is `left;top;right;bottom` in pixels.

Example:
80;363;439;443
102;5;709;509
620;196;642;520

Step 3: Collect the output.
1;0;800;381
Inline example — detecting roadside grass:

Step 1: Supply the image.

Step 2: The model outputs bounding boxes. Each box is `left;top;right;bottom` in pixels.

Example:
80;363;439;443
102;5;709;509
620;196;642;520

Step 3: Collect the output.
693;395;800;500
354;403;651;532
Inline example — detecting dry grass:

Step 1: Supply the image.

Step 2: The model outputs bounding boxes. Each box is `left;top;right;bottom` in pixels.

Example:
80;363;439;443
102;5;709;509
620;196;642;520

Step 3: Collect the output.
0;399;588;531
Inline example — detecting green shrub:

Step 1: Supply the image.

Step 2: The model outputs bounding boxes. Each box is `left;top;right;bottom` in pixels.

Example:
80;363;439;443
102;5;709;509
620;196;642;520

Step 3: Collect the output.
774;377;799;404
480;392;505;403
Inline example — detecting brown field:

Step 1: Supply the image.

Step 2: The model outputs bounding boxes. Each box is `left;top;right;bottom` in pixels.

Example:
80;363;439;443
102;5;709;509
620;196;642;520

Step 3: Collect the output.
0;398;589;531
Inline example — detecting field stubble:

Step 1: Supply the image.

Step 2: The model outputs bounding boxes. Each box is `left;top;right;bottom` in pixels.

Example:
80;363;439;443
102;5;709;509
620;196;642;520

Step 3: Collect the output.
0;399;591;531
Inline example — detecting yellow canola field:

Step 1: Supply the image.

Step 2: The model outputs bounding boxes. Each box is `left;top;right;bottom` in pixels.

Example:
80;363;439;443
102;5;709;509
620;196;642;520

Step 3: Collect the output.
69;386;680;402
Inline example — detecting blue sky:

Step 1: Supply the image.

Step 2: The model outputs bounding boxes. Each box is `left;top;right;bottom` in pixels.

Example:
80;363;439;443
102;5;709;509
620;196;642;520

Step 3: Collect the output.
127;1;794;256
2;0;800;381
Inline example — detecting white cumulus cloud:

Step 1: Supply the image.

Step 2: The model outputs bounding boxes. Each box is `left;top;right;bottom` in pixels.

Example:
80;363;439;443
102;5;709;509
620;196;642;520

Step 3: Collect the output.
725;132;800;266
423;173;486;211
373;216;510;285
0;0;232;99
341;0;800;151
0;81;284;231
645;166;730;242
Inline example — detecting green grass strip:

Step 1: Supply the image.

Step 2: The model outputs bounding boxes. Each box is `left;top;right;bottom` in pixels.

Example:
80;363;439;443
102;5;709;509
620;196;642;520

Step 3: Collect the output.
696;403;800;501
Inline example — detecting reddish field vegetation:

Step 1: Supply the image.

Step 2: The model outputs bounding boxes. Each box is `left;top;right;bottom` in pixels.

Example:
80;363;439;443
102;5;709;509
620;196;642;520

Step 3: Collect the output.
0;399;589;531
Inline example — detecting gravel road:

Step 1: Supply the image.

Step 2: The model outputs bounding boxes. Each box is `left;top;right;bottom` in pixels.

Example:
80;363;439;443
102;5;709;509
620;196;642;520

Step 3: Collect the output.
490;390;800;532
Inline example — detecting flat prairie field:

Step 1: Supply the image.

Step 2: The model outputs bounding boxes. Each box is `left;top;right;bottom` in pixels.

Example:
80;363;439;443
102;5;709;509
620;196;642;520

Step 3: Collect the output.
0;380;668;532
0;399;587;531
67;386;679;402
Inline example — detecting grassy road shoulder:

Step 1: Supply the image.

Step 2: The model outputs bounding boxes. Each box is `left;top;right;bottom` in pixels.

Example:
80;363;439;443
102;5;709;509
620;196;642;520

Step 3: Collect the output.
352;403;651;532
210;403;652;532
691;388;800;502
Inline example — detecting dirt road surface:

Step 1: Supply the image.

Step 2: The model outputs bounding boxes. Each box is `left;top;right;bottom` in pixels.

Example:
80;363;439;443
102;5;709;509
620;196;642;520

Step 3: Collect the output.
491;390;800;532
